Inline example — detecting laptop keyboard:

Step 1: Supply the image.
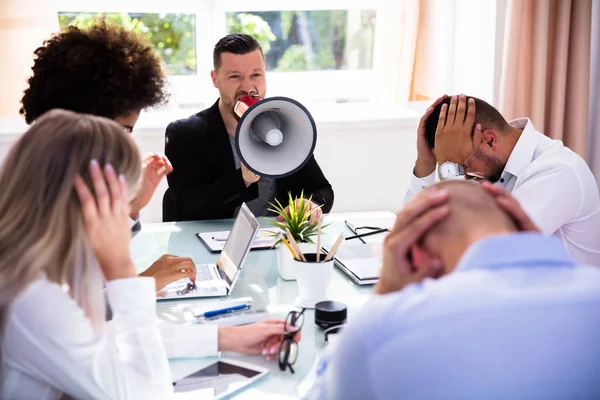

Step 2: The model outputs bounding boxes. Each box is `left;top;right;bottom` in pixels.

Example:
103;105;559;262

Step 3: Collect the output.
196;264;213;282
172;264;221;296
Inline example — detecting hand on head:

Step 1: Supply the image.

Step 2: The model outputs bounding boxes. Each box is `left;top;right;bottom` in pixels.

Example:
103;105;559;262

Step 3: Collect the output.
414;94;448;177
480;181;540;232
374;188;449;295
73;159;136;281
375;181;540;295
433;94;483;166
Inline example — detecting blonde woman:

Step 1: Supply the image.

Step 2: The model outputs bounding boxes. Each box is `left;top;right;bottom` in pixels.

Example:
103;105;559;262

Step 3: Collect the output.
0;110;299;400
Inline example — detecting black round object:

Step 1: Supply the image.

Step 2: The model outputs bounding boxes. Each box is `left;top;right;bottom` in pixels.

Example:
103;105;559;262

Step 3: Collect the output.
314;300;347;329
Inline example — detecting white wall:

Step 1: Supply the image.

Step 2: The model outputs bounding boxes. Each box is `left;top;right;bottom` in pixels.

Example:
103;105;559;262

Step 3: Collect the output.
0;105;421;223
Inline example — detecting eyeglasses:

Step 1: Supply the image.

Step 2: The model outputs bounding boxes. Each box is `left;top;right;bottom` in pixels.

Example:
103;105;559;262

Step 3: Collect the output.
278;308;305;374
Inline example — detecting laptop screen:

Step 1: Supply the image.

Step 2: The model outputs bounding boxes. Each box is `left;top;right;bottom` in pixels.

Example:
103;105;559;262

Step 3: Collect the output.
216;204;259;286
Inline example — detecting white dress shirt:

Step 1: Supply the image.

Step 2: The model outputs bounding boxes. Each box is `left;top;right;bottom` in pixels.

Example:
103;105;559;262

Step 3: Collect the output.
403;118;600;266
306;234;600;399
2;276;218;400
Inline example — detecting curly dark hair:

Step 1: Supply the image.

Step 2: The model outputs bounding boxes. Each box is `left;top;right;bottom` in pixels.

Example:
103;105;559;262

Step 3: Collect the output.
20;20;168;124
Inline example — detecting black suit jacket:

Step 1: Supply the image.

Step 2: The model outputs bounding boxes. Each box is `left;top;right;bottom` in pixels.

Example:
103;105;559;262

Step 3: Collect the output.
163;100;334;221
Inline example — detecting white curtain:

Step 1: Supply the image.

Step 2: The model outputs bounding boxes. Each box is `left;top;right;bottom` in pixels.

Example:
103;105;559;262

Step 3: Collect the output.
588;0;600;190
371;0;421;104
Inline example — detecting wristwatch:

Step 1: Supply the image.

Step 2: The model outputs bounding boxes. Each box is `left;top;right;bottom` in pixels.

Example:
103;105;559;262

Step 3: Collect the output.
438;161;465;180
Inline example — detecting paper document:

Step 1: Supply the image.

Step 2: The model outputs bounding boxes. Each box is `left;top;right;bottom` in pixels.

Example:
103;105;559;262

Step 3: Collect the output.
196;228;281;253
345;212;396;244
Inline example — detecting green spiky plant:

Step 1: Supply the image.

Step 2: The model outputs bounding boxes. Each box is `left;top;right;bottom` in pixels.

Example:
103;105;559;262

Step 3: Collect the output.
268;191;328;246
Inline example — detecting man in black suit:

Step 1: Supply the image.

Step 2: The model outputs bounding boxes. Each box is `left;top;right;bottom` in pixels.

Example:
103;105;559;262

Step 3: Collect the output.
164;33;334;221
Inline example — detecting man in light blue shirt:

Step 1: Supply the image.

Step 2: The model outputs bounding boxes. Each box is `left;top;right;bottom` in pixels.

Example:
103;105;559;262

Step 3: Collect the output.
308;181;600;400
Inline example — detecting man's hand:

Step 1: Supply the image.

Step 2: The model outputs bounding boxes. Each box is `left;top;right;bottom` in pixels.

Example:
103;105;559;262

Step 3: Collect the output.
374;188;450;295
414;95;448;177
433;94;482;166
481;182;540;232
130;154;173;219
139;254;197;291
218;319;301;358
241;164;260;188
276;199;323;222
74;160;136;281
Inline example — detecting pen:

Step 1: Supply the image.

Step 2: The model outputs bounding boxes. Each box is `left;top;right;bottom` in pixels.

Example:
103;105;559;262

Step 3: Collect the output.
345;228;389;241
203;304;249;318
212;236;272;243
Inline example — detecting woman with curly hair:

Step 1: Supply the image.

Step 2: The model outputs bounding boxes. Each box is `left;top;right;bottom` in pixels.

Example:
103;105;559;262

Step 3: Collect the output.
19;20;196;291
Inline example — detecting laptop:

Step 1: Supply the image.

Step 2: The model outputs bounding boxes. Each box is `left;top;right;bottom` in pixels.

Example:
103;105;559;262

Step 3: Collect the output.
157;203;259;300
322;243;381;285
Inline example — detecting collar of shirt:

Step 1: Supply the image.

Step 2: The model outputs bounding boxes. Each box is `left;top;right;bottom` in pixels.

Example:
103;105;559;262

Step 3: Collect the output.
500;118;540;181
455;232;577;272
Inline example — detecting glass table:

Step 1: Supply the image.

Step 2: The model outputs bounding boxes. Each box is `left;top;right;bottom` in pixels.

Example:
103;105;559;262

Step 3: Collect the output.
130;211;392;399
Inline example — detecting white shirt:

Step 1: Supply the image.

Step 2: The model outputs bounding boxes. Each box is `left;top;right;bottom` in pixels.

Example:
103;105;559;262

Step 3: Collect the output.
403;118;600;266
306;234;600;399
2;276;218;400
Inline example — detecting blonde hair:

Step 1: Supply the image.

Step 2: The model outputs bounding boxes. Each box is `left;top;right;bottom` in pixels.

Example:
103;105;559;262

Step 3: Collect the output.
0;109;141;364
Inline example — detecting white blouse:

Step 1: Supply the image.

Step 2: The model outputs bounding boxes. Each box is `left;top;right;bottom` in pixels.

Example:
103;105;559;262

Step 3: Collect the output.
1;276;218;400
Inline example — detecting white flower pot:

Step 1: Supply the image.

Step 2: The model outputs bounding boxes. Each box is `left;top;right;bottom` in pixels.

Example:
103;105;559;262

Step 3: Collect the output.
293;252;334;308
277;242;319;281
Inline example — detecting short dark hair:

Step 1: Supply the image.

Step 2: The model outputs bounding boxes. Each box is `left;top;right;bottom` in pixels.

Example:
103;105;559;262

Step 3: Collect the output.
213;33;263;71
424;96;509;149
20;20;168;124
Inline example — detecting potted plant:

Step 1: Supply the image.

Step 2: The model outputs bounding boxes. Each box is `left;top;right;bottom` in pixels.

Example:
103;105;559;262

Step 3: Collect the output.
269;192;335;307
269;191;327;281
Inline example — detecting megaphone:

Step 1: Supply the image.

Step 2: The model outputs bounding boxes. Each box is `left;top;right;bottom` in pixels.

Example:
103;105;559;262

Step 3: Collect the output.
234;91;317;178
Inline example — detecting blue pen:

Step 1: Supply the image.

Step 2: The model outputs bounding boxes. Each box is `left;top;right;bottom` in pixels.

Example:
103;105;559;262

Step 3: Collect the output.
203;304;249;318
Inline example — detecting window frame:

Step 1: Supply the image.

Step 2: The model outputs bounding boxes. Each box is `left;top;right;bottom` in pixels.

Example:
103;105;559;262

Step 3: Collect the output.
55;0;500;111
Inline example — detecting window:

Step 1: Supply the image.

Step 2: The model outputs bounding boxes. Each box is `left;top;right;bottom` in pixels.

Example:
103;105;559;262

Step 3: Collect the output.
58;12;197;75
52;0;500;113
226;10;376;72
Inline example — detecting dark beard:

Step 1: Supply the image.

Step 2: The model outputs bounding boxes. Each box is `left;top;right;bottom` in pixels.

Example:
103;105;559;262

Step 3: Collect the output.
472;148;505;183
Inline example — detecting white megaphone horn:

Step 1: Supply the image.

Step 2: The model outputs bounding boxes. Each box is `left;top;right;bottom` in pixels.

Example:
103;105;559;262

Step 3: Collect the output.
234;90;317;178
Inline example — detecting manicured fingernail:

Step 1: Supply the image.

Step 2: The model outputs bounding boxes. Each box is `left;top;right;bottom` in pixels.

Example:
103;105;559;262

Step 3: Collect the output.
118;174;125;183
270;347;278;354
90;159;99;168
105;163;114;173
452;95;457;101
262;349;268;355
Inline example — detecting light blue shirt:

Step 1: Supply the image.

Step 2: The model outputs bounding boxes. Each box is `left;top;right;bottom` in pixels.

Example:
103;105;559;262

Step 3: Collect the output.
308;233;600;400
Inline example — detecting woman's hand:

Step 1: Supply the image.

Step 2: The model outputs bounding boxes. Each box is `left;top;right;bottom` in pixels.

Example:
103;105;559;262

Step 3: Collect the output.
74;159;136;281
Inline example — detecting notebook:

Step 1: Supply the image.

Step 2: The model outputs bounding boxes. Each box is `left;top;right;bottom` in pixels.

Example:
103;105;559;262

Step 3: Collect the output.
345;212;396;244
322;243;381;285
196;228;281;253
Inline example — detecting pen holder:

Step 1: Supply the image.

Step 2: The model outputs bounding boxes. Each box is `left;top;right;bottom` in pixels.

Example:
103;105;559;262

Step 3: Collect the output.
277;242;315;281
293;253;334;308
